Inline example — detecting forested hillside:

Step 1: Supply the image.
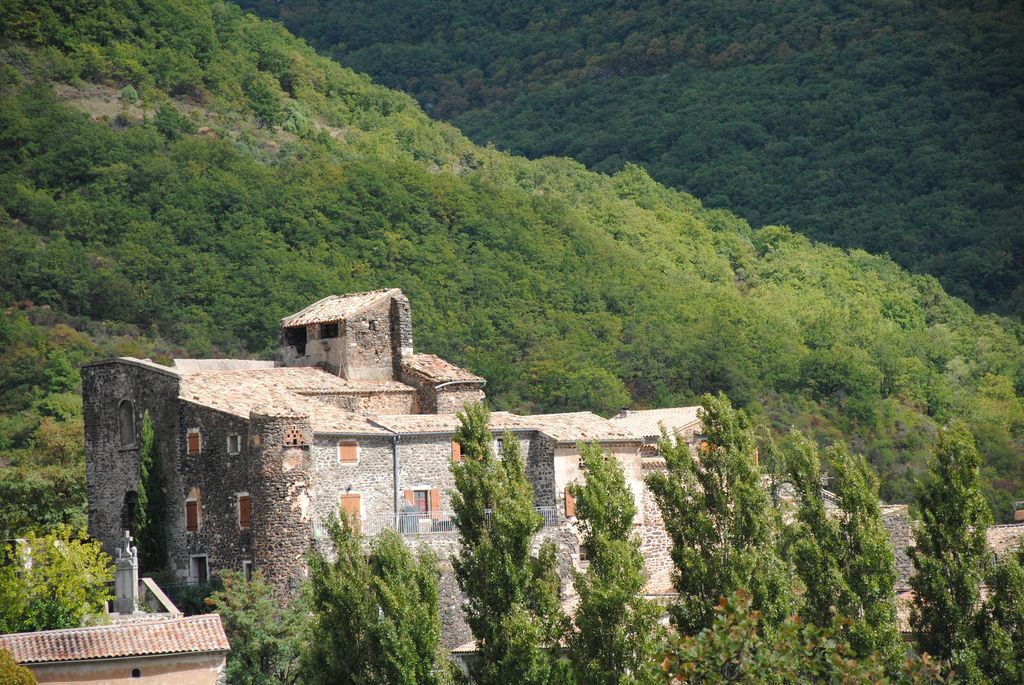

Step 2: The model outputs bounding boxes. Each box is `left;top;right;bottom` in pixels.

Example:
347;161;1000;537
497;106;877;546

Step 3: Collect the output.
237;0;1024;315
0;0;1022;536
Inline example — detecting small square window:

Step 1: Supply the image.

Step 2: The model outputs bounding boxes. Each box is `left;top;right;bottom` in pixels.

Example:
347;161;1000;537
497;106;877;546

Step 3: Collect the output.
338;441;358;464
227;434;241;455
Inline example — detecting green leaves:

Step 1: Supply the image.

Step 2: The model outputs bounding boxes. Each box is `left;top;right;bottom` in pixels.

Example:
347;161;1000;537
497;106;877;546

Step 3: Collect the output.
569;443;660;685
0;525;112;633
646;393;793;636
451;404;567;685
304;516;450;685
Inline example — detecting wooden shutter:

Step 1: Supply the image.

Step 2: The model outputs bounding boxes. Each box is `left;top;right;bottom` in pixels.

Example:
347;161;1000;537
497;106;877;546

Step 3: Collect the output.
564;487;576;518
404;490;415;506
187;431;201;455
340;494;361;533
186;500;198;532
451;441;462;462
238;495;250;528
430;488;441;518
339;441;358;464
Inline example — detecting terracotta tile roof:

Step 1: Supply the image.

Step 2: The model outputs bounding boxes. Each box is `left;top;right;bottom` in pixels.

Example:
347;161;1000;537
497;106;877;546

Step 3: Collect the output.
525;412;641;444
987;523;1024;560
608;407;702;440
401;354;484;383
179;368;397;433
172;359;276;372
0;615;229;664
371;412;523;435
280;289;400;327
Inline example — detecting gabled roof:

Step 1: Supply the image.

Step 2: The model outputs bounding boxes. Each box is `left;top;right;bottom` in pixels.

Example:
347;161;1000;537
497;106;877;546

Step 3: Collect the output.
0;615;229;664
401;354;484;384
280;289;401;328
608;407;701;440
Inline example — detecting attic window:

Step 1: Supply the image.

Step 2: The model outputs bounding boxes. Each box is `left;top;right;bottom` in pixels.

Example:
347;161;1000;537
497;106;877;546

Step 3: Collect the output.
320;322;339;339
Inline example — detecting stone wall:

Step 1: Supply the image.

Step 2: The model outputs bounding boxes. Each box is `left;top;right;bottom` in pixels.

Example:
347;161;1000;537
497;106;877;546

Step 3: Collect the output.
340;297;397;381
638;458;674;594
436;385;486;413
526;433;556;508
247;411;314;592
309;434;396;529
174;402;253;583
83;360;181;562
314;390;415;416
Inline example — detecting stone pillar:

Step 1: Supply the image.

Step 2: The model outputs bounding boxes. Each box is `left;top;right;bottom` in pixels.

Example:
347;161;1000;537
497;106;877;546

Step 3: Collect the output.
248;409;313;595
390;293;414;364
114;531;139;614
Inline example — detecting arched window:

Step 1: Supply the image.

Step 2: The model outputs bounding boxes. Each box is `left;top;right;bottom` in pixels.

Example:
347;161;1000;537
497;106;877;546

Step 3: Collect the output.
118;399;136;447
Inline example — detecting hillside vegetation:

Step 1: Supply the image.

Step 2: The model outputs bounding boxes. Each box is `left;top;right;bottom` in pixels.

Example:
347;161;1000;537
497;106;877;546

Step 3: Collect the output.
0;0;1022;534
238;0;1024;315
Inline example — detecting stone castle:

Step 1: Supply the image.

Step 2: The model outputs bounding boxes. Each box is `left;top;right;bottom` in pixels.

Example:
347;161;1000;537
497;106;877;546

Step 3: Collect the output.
83;289;705;645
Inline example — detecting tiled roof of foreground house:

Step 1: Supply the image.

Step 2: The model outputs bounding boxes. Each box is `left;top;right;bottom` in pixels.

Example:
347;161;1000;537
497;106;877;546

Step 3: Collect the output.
280;289;400;327
609;407;701;440
0;615;229;664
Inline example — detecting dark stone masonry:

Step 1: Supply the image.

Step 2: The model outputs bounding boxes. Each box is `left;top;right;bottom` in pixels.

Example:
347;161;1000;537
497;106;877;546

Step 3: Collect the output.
83;288;936;648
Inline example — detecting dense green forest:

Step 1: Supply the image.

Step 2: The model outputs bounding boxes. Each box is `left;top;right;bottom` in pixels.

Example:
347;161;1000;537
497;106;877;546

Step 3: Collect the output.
236;0;1024;315
0;0;1022;538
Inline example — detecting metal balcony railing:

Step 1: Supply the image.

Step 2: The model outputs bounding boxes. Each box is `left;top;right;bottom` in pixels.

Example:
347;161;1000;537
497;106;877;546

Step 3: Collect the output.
311;506;559;540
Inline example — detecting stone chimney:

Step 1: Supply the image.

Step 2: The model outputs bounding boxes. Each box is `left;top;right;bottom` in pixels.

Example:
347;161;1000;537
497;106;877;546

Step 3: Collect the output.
114;531;139;614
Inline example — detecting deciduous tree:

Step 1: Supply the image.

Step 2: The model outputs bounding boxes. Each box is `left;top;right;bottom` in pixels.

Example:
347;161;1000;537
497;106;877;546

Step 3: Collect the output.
0;526;112;633
645;393;792;636
451;403;567;685
909;422;992;681
568;442;660;685
786;435;902;674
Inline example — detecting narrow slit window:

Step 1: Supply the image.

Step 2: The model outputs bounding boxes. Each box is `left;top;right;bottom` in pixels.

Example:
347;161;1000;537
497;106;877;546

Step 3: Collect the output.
227;434;241;455
118;400;136;447
237;493;250;529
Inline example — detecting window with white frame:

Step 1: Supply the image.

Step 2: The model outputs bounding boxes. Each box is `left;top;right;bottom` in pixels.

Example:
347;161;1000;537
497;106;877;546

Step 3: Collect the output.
227;434;241;455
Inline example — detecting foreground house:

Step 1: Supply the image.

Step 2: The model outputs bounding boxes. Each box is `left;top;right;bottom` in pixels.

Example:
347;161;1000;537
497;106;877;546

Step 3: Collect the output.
0;616;229;685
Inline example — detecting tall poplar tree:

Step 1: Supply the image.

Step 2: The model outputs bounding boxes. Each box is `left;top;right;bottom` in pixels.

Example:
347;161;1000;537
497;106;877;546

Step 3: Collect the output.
645;393;792;635
305;516;449;685
909;422;992;682
568;442;660;685
786;435;902;674
451;404;567;685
